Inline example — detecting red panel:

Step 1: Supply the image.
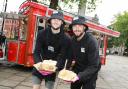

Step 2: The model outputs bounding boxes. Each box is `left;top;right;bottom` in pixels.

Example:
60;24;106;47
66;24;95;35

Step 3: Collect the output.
48;9;53;16
64;15;73;22
19;1;30;10
25;55;34;67
33;8;46;16
86;22;120;37
100;56;106;65
19;1;47;16
23;14;36;67
0;49;3;58
103;36;108;58
7;42;18;62
17;42;26;64
27;15;36;54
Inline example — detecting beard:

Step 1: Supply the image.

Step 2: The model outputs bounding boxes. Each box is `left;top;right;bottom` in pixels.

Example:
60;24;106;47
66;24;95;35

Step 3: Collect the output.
73;30;85;38
75;32;84;38
51;25;61;30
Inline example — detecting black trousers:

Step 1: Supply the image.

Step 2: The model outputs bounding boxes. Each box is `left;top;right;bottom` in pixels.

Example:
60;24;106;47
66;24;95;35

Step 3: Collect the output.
71;73;98;89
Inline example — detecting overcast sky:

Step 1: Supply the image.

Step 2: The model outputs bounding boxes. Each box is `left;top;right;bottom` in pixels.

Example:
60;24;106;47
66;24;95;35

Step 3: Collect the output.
0;0;128;26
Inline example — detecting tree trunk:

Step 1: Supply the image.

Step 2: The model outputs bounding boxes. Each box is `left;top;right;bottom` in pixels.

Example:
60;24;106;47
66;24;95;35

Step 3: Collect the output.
78;4;86;16
78;0;87;16
49;0;59;10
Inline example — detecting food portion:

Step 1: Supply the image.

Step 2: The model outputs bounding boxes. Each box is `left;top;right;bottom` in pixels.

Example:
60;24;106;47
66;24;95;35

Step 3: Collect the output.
58;69;77;81
33;60;57;72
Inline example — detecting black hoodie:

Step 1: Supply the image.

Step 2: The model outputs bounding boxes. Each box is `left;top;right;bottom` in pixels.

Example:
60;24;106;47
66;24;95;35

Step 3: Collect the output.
32;26;71;81
71;32;100;82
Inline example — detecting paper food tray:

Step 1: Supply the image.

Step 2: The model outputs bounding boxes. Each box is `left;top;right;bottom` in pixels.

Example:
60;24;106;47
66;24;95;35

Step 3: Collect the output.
33;60;57;72
58;69;77;81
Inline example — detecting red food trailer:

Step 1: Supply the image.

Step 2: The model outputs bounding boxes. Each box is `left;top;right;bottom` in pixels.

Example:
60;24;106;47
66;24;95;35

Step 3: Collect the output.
0;1;120;67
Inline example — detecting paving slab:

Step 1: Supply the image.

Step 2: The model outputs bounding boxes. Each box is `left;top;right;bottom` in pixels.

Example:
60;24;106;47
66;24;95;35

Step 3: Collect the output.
15;72;31;77
14;86;31;89
0;72;14;79
0;78;5;82
0;79;20;87
7;75;26;82
0;86;12;89
20;82;33;87
0;68;19;74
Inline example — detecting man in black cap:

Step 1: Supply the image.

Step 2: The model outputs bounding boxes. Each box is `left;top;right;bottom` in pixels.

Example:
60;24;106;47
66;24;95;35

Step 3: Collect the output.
68;16;101;89
32;11;71;89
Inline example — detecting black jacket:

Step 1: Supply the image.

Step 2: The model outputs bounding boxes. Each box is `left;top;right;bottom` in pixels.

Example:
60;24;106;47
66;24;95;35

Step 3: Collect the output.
32;26;71;81
70;32;100;82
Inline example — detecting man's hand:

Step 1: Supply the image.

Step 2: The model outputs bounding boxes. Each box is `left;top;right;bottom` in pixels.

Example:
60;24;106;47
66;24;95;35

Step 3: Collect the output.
39;70;53;76
71;76;79;82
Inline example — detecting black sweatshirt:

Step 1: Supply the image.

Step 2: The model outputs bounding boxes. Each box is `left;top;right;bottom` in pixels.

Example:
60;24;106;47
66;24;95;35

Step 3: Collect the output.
71;32;100;82
33;26;71;70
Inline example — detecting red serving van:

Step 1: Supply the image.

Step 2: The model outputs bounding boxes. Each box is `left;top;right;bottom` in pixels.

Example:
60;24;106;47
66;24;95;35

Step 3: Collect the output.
0;1;120;67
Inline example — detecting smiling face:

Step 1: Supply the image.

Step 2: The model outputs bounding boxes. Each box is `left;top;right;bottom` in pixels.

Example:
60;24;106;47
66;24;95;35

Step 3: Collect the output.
51;19;63;30
72;24;85;37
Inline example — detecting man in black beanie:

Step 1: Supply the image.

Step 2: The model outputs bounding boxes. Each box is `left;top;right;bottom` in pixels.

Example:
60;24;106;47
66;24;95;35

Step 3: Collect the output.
32;11;71;89
68;16;101;89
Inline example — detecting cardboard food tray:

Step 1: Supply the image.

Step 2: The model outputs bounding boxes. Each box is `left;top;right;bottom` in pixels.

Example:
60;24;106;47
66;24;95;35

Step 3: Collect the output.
33;61;57;72
58;69;77;82
40;67;57;72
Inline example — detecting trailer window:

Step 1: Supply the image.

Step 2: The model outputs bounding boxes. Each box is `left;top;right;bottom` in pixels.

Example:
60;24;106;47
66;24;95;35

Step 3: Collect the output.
3;18;19;40
19;18;28;40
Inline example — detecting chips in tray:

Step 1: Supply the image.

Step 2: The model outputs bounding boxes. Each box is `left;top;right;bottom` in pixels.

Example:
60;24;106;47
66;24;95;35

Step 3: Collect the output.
33;60;57;72
58;69;77;82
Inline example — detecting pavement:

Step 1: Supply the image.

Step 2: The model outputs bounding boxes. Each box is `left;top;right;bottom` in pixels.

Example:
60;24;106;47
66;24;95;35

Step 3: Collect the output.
0;55;128;89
